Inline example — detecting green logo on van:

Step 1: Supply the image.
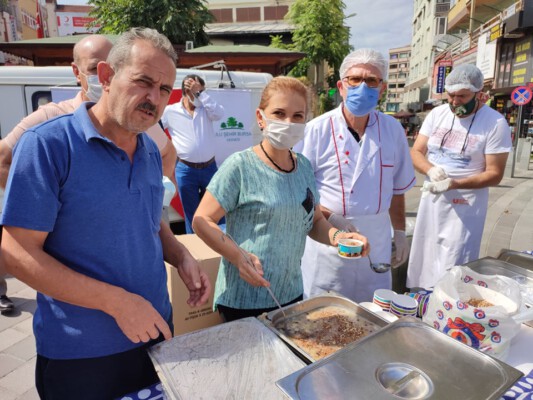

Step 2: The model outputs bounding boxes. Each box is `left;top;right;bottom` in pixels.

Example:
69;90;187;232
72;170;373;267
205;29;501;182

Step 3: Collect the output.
220;117;244;130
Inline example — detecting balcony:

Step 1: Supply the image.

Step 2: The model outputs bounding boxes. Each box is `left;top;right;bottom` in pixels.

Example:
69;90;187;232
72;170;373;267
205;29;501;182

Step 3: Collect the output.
436;1;451;16
447;0;517;32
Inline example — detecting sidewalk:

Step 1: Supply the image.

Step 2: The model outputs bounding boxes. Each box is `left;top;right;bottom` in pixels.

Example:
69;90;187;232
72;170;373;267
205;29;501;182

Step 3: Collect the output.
1;139;533;399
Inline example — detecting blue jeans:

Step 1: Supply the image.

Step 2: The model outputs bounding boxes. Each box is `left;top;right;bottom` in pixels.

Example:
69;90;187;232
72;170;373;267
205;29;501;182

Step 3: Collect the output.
175;161;224;233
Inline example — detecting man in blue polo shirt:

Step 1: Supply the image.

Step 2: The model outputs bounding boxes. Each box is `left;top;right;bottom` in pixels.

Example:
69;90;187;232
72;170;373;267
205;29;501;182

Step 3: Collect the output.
0;28;211;399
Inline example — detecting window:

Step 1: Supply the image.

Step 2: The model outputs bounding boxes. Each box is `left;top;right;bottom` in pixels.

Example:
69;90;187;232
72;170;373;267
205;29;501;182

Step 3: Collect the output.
436;17;447;35
390;54;399;60
390;63;398;69
264;5;288;20
400;52;409;59
31;91;52;112
236;7;260;22
210;8;232;23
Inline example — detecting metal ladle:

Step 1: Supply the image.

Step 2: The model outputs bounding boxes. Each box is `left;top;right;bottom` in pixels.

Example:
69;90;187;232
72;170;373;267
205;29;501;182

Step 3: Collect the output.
368;254;391;273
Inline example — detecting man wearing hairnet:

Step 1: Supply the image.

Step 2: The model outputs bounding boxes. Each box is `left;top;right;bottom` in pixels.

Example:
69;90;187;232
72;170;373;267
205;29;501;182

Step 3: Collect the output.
407;64;512;290
294;49;416;302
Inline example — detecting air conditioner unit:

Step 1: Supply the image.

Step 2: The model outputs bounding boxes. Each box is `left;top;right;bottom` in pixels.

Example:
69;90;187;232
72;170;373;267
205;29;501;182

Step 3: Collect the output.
186;41;194;50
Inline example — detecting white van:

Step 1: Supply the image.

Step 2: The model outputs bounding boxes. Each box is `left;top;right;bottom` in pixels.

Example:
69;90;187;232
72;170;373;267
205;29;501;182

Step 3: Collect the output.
0;65;272;138
0;65;272;225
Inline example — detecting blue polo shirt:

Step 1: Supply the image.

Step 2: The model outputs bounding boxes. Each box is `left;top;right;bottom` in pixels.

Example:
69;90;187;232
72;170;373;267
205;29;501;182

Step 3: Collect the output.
1;104;171;359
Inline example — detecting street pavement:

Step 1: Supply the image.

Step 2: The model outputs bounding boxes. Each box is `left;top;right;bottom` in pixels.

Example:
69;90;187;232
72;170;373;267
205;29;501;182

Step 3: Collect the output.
1;139;533;399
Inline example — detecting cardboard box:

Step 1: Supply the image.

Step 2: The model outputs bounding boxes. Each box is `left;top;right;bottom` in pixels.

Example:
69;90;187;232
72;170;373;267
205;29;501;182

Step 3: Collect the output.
166;234;223;336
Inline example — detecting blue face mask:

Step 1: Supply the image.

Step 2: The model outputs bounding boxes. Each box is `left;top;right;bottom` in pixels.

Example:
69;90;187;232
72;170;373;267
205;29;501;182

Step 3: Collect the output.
344;83;380;116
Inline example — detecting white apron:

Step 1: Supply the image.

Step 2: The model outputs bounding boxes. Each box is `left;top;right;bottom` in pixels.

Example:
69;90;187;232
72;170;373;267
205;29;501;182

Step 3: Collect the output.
301;212;392;303
407;187;489;290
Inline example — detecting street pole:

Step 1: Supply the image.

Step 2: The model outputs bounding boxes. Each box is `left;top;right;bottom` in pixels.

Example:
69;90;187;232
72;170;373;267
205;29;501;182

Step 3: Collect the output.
511;104;523;178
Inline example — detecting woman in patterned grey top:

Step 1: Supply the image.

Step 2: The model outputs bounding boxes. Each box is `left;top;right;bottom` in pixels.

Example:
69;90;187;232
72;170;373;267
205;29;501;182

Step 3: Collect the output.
193;77;369;322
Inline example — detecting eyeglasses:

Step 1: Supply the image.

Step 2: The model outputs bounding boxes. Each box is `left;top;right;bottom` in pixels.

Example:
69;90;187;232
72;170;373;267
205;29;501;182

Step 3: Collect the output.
342;75;383;88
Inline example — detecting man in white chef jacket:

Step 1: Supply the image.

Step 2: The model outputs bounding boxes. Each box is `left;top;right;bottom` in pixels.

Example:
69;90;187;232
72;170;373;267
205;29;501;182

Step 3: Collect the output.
407;64;511;290
294;48;416;302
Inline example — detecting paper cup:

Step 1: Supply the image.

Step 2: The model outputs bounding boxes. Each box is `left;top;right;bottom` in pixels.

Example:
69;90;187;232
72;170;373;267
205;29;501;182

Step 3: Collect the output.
373;289;396;311
337;238;364;259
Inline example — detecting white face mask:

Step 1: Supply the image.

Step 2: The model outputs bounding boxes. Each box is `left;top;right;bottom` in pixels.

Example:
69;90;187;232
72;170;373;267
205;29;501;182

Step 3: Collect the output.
260;110;306;150
81;73;103;102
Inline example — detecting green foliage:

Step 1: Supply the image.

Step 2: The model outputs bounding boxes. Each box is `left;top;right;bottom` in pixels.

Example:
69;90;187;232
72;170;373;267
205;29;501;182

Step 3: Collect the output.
283;0;352;83
88;0;213;45
378;87;388;111
317;92;335;115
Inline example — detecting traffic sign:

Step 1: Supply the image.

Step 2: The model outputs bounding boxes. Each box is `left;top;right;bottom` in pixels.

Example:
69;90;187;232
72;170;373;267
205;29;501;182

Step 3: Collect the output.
511;86;532;106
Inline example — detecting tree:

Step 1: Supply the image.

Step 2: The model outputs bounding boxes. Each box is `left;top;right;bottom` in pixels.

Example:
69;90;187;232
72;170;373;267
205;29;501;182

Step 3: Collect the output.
88;0;213;45
272;0;352;89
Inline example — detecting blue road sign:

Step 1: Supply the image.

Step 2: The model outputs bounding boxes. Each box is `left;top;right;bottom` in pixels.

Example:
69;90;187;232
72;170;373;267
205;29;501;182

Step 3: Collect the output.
511;86;532;106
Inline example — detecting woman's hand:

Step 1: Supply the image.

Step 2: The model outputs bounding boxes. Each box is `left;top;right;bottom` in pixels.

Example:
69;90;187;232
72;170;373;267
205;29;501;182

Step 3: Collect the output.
334;231;370;257
234;250;270;288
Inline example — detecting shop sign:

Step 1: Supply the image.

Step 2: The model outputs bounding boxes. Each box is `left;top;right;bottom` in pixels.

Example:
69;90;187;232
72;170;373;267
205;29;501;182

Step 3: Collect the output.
503;2;519;20
436;65;452;94
477;32;497;79
511;37;532;86
56;12;99;36
489;24;502;42
511;86;532;106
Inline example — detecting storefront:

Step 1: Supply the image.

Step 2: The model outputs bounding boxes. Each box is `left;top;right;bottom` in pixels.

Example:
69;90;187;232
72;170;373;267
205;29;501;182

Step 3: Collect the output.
491;3;533;137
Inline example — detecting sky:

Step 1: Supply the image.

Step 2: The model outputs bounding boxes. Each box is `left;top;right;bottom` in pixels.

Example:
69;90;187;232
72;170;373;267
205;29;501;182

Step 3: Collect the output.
345;0;415;58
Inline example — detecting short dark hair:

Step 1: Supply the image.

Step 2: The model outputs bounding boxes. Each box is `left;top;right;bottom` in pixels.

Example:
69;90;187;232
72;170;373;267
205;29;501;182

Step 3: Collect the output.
181;74;205;92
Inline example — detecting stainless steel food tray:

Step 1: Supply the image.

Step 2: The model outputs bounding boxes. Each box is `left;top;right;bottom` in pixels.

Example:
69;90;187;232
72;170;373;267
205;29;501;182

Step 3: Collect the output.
276;317;523;400
497;250;533;271
462;257;533;305
260;294;390;364
463;257;533;283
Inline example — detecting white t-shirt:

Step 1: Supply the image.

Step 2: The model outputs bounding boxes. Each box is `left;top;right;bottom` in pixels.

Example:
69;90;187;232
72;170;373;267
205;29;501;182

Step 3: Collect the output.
421;104;512;179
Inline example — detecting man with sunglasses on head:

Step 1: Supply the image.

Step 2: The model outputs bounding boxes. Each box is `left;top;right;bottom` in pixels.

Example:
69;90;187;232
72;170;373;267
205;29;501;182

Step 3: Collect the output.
407;64;511;290
294;48;415;302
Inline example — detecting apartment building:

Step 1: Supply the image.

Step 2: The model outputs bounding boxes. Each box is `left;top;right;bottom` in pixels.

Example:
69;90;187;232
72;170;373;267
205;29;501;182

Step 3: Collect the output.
386;45;411;113
404;0;451;111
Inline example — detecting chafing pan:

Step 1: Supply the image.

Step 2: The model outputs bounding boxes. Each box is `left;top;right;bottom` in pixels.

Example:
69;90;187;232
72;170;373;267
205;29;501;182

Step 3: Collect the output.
276;317;523;400
259;294;389;363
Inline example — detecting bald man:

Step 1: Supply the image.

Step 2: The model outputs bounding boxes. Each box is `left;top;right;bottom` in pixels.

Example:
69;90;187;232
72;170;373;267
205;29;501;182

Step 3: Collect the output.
0;35;177;188
0;35;177;312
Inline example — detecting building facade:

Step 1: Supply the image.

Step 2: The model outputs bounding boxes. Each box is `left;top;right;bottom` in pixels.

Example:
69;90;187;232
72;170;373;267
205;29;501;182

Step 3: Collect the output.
404;0;452;111
386;45;411;113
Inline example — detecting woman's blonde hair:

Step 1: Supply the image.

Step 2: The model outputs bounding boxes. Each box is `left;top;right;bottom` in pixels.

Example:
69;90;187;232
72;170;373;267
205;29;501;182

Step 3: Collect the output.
259;76;310;117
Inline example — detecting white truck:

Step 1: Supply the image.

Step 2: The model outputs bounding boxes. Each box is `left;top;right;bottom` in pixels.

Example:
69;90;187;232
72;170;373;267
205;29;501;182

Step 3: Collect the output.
0;65;272;225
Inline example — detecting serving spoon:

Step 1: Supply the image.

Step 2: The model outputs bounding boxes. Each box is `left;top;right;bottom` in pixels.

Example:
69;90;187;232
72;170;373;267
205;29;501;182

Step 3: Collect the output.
368;254;391;273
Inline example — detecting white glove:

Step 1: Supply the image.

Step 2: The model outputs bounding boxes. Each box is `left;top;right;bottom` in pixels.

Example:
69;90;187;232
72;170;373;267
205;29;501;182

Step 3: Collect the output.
427;166;448;182
428;178;452;194
392;230;409;268
328;213;358;232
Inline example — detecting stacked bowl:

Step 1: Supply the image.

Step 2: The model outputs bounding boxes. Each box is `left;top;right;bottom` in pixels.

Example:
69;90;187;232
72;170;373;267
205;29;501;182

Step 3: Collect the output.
389;294;418;318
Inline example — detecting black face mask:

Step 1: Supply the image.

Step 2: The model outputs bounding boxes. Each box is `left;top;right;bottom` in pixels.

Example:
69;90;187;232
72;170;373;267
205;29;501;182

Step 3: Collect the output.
449;94;477;117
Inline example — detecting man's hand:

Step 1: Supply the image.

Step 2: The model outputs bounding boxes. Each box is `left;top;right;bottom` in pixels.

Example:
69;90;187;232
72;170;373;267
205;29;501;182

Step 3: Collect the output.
176;253;212;307
328;213;358;232
110;291;172;343
427;166;448;182
393;230;409;267
428;178;452;194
